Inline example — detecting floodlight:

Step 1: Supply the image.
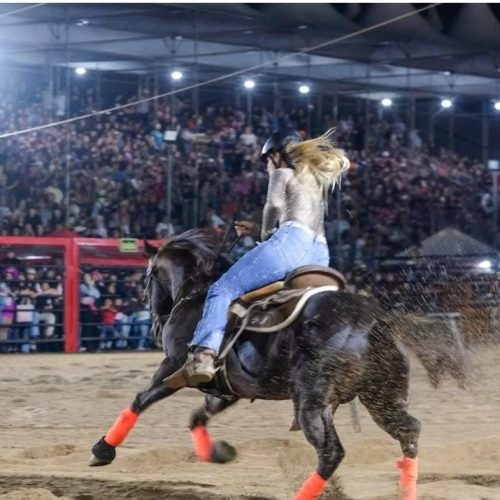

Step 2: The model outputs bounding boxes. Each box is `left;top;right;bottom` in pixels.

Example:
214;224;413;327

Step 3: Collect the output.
171;70;183;81
478;260;492;270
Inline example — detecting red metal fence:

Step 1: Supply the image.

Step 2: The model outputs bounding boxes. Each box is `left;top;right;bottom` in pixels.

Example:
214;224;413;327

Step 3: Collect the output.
0;236;157;352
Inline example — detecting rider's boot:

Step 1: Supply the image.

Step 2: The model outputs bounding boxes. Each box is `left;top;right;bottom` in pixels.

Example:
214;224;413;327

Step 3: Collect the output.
163;346;217;389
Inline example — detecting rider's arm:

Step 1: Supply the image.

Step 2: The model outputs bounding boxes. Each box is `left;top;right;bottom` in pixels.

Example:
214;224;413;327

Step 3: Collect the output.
261;168;291;241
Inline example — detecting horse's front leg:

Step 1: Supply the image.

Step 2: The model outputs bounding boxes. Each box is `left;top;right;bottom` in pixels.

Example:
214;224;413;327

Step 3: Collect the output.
89;356;179;466
189;395;239;464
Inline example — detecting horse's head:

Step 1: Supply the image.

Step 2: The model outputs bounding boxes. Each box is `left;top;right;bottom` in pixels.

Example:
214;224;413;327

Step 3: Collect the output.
143;229;226;346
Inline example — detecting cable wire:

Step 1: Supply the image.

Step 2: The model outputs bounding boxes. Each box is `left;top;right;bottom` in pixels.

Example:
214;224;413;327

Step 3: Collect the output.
0;3;440;139
0;3;45;21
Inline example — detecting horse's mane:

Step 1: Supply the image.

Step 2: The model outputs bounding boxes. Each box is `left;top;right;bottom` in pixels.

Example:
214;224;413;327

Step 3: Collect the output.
158;229;220;279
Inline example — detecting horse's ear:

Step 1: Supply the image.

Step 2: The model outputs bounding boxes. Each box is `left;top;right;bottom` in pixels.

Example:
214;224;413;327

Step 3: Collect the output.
143;240;158;258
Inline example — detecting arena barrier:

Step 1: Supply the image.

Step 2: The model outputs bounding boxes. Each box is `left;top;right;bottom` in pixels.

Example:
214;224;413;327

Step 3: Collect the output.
0;236;160;353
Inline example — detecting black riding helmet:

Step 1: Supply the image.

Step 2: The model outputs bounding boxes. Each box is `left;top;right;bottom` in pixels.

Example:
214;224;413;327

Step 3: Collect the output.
260;131;303;162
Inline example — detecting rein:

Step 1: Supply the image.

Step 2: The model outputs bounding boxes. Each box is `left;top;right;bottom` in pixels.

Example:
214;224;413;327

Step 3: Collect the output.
169;282;207;318
217;224;242;259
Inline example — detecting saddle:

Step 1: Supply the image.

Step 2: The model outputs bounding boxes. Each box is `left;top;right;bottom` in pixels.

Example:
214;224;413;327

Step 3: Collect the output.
229;266;346;332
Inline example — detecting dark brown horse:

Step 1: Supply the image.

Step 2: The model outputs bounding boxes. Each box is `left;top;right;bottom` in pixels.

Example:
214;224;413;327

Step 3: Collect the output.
89;230;470;500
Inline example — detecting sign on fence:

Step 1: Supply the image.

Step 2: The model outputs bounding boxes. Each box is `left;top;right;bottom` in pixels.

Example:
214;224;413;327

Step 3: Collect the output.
119;238;139;253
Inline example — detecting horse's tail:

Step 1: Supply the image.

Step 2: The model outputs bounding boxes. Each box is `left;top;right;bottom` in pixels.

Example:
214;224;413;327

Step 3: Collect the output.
378;313;474;389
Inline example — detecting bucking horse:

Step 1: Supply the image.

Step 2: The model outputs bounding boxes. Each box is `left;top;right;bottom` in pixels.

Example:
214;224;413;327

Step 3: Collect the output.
89;229;471;500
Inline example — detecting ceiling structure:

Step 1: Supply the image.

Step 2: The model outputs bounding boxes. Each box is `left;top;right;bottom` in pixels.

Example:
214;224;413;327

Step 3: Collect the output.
1;3;500;99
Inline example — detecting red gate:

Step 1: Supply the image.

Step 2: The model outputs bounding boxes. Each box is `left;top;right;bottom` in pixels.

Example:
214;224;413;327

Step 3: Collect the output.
0;236;158;352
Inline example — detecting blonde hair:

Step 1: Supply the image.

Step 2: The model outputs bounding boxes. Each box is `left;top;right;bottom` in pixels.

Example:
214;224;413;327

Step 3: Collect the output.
284;128;350;193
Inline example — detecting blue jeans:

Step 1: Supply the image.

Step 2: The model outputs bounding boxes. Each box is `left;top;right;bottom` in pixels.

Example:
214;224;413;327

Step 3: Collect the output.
19;311;40;353
190;222;329;353
131;317;151;349
114;315;130;349
99;325;117;350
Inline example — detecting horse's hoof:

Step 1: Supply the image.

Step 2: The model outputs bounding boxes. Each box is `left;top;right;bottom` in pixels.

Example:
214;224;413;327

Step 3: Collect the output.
211;440;237;464
89;437;116;466
89;453;113;466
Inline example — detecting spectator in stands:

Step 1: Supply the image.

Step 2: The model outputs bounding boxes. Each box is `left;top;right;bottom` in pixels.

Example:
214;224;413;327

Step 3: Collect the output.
13;274;38;353
148;122;165;152
113;297;131;349
128;293;151;350
239;126;258;149
0;279;14;352
35;280;62;352
80;272;100;352
99;297;117;351
155;217;176;239
203;206;226;232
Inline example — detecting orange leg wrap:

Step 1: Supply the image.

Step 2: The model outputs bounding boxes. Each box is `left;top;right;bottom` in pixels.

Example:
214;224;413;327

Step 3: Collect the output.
104;407;139;447
294;472;327;500
191;426;213;462
397;456;418;500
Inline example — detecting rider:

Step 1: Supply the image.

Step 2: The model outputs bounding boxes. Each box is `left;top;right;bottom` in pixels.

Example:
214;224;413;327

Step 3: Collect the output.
171;128;350;387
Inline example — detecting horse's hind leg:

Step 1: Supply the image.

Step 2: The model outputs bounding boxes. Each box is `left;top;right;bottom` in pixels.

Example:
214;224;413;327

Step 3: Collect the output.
294;402;343;500
188;395;239;464
359;354;421;500
90;356;179;466
360;396;420;500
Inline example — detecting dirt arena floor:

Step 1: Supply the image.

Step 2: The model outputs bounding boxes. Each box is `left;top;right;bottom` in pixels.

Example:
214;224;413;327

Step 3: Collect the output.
0;346;499;500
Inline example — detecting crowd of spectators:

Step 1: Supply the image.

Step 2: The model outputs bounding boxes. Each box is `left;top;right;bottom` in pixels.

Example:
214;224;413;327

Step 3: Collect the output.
0;78;497;351
0;248;151;352
333;145;490;270
0;251;64;352
79;267;151;352
0;80;494;272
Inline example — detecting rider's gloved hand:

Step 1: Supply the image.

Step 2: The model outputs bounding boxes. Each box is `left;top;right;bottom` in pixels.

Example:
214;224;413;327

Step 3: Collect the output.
234;221;259;238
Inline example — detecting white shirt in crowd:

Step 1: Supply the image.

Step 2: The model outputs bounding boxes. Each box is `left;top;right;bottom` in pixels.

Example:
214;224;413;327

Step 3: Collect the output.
239;131;257;148
156;221;176;237
209;212;225;229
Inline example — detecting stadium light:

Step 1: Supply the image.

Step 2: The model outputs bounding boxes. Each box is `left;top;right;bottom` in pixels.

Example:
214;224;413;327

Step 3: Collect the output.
494;101;500;111
381;98;392;107
299;84;310;95
75;67;87;76
440;98;452;109
478;259;492;270
171;70;183;81
243;79;255;90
